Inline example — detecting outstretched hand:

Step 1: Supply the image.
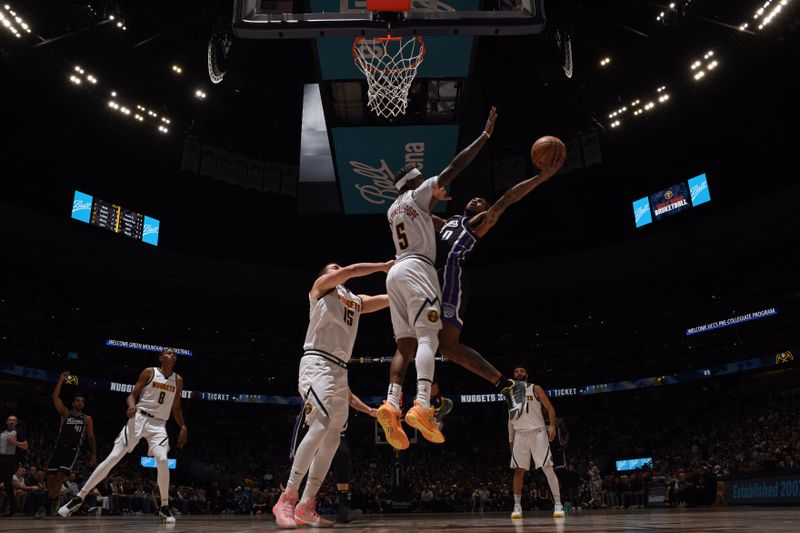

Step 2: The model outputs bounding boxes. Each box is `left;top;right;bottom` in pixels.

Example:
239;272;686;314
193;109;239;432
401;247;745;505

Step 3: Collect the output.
539;150;566;182
483;106;498;138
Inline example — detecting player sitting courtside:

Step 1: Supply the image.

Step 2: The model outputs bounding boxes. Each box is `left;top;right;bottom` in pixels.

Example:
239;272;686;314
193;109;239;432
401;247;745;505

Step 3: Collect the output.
59;349;188;523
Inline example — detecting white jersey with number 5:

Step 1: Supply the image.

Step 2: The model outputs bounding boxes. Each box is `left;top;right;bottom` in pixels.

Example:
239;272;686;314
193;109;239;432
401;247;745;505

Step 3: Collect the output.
303;285;363;363
137;367;178;420
387;176;438;264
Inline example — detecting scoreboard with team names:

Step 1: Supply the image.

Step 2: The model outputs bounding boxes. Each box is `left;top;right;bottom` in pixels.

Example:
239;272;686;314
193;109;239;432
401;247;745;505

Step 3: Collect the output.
71;190;159;246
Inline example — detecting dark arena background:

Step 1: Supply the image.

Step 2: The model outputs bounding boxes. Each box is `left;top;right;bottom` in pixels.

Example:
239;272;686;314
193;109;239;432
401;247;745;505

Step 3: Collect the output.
1;0;799;531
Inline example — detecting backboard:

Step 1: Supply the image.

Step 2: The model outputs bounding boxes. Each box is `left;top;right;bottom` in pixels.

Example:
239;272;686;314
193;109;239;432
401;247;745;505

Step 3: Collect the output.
233;0;546;39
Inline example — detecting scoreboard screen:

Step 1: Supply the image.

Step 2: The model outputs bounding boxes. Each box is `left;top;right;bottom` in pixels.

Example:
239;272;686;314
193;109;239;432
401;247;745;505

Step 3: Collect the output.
71;191;159;246
632;172;711;228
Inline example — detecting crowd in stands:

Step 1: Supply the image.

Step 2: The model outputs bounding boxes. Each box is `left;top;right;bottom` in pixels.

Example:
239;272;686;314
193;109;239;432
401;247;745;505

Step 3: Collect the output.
2;377;797;517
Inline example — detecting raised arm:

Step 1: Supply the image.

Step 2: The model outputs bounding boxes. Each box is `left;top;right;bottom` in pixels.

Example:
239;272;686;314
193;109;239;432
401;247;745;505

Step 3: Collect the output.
359;294;389;314
470;153;564;238
172;375;188;449
52;371;70;418
126;368;154;419
436;107;497;189
310;261;394;300
534;384;557;442
348;389;377;417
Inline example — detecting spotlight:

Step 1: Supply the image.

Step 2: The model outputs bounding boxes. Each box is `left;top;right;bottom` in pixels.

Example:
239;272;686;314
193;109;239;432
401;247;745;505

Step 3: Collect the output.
111;91;117;97
171;65;183;74
109;14;115;20
194;89;206;99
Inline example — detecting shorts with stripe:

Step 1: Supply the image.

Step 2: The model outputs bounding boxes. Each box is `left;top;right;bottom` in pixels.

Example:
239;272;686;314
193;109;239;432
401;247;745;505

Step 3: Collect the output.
114;411;169;457
47;447;81;474
510;428;552;471
298;354;348;432
387;256;442;339
439;264;470;330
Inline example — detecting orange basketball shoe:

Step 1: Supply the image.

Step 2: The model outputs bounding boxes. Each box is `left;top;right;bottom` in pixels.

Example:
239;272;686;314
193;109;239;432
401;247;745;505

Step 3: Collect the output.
405;400;445;444
376;402;409;450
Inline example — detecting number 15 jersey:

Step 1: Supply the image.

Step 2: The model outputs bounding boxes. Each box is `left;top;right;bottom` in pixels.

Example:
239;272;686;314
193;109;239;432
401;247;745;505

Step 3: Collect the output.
303;285;363;364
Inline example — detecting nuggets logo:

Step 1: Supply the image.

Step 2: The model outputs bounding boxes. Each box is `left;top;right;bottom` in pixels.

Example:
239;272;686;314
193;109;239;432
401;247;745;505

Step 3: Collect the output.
427;310;439;323
304;402;313;416
664;190;674;200
776;351;794;364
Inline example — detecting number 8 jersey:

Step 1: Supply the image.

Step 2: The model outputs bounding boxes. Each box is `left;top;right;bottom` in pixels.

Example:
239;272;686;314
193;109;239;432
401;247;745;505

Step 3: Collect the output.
303;286;363;364
137;367;178;420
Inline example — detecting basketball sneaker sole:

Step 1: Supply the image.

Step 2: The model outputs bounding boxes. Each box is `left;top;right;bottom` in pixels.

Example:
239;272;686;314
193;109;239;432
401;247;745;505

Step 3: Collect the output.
405;406;445;444
376;405;409;450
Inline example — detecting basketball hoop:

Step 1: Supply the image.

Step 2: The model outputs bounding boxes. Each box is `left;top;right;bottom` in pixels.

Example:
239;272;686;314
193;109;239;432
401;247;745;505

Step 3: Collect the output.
352;33;425;119
353;0;424;118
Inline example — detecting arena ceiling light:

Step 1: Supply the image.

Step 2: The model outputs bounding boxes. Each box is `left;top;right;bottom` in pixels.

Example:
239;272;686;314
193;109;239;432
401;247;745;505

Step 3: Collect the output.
171;64;183;74
600;57;612;67
0;4;31;39
606;85;669;127
742;0;793;31
69;65;99;86
106;92;171;135
194;89;207;99
690;50;718;81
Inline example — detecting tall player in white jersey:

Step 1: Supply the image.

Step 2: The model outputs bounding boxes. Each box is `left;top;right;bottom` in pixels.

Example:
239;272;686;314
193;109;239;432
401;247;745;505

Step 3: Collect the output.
59;349;188;523
273;260;392;529
377;107;497;450
507;364;564;519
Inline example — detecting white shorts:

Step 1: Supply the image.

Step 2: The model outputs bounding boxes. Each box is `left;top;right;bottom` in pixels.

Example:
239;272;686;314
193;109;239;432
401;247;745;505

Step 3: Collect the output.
298;355;348;431
386;257;442;339
510;428;552;471
115;411;169;457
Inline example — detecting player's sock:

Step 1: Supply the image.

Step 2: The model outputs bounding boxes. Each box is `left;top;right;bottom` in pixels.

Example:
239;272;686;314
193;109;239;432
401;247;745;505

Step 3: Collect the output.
416;379;432;410
413;330;438;409
514;494;521;505
387;383;402;410
493;375;511;389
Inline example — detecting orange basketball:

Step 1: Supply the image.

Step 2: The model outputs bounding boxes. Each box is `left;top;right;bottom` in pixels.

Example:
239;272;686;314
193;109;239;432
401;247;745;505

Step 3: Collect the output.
531;136;566;171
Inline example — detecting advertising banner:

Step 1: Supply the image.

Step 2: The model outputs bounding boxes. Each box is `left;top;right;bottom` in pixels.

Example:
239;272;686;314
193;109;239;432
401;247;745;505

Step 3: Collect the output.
332;125;458;214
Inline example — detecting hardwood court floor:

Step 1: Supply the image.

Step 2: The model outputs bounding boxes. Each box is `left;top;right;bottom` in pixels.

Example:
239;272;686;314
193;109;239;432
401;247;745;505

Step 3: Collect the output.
1;507;798;532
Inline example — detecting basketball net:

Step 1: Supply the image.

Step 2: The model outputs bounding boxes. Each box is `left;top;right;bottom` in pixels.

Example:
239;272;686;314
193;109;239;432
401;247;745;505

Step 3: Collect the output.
352;34;426;118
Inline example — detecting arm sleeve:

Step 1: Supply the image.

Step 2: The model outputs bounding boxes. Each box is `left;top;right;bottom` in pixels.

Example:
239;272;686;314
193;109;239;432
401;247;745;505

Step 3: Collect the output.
412;177;438;214
508;419;515;443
